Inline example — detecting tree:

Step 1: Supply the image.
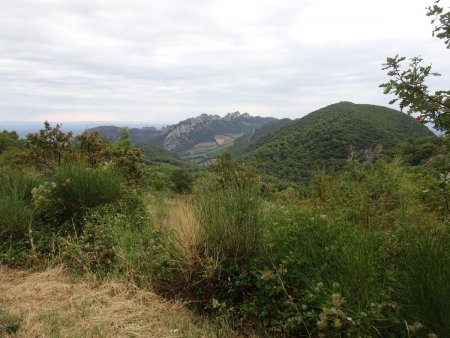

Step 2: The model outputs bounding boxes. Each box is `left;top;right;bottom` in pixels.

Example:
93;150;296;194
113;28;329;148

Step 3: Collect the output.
0;130;19;154
171;169;193;194
25;121;73;170
75;131;109;168
380;1;450;132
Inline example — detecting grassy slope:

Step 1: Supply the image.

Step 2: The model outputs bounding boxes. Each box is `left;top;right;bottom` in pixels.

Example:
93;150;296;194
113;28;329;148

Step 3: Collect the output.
240;102;435;184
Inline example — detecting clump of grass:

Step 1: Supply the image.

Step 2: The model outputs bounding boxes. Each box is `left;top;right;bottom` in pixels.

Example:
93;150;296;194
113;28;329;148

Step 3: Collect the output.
0;171;36;243
165;201;201;280
194;182;264;263
392;223;450;337
0;306;22;336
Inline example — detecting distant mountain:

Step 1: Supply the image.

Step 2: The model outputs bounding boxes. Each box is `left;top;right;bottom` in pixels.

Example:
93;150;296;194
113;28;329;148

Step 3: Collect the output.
88;125;162;144
88;112;276;160
239;102;435;184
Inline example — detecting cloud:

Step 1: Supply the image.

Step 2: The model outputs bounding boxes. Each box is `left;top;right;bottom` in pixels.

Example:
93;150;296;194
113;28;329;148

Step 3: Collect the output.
0;0;449;123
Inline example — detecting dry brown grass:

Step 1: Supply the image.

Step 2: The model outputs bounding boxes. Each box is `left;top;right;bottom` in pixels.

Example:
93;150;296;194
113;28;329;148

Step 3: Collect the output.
0;266;220;337
165;201;201;277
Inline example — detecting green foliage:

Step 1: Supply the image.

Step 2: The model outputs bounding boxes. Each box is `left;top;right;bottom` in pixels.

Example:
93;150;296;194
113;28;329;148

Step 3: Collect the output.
381;1;450;132
386;135;443;166
226;207;400;336
157;153;264;304
0;130;20;154
114;128;133;149
24;121;73;170
0;171;36;244
241;102;432;184
58;198;161;284
380;55;450;131
427;0;450;48
139;143;195;169
230;118;292;156
391;224;450;337
74;131;110;168
171;169;194;194
195;181;263;264
309;159;428;228
32;163;123;232
0;306;22;336
107;146;145;186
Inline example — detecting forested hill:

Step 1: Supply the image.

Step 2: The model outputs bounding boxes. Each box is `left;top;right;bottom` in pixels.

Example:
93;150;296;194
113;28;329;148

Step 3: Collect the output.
240;101;435;184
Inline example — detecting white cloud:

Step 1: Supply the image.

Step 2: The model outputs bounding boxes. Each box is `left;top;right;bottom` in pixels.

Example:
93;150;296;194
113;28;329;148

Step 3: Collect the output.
0;0;448;123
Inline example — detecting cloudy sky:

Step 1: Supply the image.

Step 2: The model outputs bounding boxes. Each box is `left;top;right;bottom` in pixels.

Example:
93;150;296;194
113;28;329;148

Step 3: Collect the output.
0;0;448;124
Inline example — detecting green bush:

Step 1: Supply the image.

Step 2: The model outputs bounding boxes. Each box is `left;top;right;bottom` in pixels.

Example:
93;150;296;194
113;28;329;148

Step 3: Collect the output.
58;198;162;284
0;171;36;243
214;206;401;336
309;159;428;228
33;163;123;232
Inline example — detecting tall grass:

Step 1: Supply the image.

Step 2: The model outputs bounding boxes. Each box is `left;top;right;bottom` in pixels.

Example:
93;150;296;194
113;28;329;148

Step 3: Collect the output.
194;183;263;264
393;224;450;337
0;171;36;242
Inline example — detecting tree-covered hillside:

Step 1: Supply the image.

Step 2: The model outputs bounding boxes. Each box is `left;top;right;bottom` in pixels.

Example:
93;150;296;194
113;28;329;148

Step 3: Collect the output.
241;102;435;184
230;118;292;155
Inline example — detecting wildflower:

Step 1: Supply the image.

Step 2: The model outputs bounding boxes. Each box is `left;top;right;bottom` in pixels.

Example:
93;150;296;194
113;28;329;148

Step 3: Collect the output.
261;270;273;280
332;282;340;289
427;333;438;338
334;318;342;328
408;322;423;333
331;293;343;307
317;318;328;330
211;298;220;309
315;282;324;292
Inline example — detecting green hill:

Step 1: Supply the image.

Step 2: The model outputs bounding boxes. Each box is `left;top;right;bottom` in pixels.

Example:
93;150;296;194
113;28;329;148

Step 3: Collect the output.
240;102;435;184
138;143;197;170
230;118;292;155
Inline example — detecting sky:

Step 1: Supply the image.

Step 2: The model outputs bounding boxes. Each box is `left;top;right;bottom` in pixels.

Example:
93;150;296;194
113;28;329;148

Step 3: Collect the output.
0;0;449;124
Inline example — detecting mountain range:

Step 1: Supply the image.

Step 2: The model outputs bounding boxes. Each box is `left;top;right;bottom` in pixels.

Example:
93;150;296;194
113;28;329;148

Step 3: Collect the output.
87;102;435;183
88;112;274;163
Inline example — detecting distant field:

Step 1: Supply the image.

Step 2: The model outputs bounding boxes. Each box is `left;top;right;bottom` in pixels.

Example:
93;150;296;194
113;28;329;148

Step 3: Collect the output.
181;133;244;164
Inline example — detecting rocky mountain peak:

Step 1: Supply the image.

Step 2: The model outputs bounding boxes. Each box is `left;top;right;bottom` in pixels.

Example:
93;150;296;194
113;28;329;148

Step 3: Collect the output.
222;111;250;121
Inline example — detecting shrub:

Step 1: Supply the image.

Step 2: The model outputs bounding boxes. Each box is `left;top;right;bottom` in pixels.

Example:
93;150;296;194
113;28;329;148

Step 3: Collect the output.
309;159;429;228
0;171;36;243
57;198;161;284
33;163;123;232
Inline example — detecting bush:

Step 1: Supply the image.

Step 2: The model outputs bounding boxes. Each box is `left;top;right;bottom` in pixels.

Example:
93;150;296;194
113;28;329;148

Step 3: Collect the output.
33;163;124;232
57;197;161;284
0;171;36;243
309;159;429;228
216;206;401;336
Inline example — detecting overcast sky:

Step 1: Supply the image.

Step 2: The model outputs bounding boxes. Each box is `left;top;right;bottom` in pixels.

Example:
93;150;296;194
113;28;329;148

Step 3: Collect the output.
0;0;449;124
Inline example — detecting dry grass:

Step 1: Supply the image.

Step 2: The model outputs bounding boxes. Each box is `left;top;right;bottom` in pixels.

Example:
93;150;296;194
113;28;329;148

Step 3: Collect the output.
0;266;220;337
165;201;201;277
